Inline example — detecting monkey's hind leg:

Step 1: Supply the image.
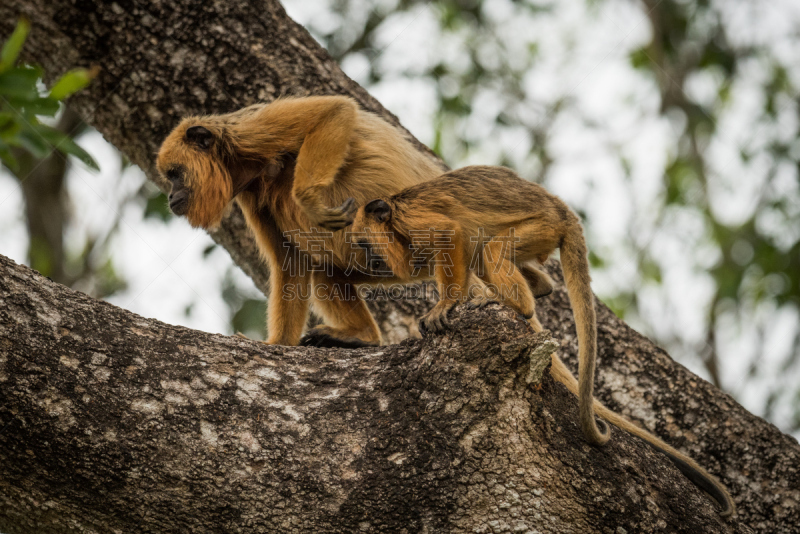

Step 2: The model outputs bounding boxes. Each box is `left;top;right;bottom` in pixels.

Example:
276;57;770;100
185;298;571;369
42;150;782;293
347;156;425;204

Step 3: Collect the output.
474;238;539;327
519;261;555;299
299;271;381;348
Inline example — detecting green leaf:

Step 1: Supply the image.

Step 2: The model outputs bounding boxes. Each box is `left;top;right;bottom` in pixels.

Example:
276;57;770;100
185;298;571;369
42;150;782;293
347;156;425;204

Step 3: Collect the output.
0;17;30;73
603;292;635;320
92;257;127;299
36;125;99;170
14;96;59;117
15;127;50;158
49;66;98;100
629;47;651;70
0;112;21;141
60;137;98;169
0;66;41;99
0;18;98;173
588;250;605;268
232;298;267;339
640;258;663;284
28;235;55;277
0;140;18;171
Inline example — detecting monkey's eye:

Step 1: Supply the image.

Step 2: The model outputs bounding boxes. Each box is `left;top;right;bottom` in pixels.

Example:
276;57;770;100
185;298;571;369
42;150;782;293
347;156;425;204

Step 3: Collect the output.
166;167;182;184
356;239;370;250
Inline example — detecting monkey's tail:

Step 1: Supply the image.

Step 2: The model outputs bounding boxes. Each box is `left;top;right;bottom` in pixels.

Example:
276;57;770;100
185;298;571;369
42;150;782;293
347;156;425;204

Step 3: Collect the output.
549;354;735;517
559;227;610;446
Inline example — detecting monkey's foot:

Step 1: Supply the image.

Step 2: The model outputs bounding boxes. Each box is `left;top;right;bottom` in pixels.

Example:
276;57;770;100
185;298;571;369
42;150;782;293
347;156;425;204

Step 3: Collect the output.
299;326;379;349
310;197;358;231
528;314;544;333
534;286;553;299
466;295;535;323
418;304;453;335
465;295;499;310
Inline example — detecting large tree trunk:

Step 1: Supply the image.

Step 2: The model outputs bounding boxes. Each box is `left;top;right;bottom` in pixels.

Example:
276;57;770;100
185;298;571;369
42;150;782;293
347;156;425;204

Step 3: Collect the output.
0;1;798;532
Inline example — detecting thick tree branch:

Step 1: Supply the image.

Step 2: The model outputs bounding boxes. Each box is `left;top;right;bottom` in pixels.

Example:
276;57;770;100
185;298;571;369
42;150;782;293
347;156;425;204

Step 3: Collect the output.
0;254;745;533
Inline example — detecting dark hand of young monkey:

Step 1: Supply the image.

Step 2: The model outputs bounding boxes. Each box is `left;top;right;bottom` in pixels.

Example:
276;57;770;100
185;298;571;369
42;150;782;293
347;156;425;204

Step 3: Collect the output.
418;302;454;335
315;197;358;231
299;327;375;348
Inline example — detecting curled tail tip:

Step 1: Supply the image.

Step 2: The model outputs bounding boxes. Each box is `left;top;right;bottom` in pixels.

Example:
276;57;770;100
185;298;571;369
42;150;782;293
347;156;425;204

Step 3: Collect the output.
597;418;611;440
661;449;735;518
718;493;736;518
583;418;611;446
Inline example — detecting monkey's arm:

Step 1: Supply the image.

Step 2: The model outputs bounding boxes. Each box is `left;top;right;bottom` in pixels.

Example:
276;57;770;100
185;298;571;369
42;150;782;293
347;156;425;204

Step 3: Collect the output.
418;225;469;334
519;262;555;299
236;193;312;346
264;257;312;345
245;96;360;230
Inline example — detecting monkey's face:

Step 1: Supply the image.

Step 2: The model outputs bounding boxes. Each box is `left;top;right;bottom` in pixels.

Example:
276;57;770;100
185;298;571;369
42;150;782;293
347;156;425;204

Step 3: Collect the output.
157;122;233;229
350;199;395;275
164;164;190;216
355;237;391;275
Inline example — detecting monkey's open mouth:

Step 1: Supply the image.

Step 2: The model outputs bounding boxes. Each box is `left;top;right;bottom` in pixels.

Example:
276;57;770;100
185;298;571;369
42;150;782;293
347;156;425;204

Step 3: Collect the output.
169;196;189;216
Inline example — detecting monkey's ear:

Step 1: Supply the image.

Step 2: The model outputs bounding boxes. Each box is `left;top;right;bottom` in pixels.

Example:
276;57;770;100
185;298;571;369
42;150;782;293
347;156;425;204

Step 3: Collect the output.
185;125;215;150
364;199;392;223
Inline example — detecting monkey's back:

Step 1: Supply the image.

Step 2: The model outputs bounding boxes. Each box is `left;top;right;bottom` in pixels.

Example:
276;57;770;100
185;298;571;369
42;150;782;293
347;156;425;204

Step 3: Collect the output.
230;99;446;269
391;165;574;231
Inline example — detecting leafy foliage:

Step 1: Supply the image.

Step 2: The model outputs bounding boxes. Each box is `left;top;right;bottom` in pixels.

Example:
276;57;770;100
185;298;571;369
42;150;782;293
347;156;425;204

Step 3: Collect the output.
0;17;98;172
143;190;174;222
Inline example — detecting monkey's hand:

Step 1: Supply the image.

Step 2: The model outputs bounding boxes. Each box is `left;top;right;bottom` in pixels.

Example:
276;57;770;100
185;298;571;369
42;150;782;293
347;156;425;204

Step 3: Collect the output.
307;197;358;231
418;302;453;335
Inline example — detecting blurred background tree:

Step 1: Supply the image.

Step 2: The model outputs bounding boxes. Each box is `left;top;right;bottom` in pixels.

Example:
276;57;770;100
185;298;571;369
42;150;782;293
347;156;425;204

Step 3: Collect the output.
1;0;798;435
0;18;123;298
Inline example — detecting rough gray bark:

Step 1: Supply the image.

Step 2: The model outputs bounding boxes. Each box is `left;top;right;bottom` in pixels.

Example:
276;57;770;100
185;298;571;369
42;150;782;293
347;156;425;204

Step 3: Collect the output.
0;1;798;532
0;254;748;533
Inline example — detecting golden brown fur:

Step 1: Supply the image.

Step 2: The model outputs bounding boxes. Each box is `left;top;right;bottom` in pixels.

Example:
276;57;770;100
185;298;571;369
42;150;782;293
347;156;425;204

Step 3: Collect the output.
349;165;734;516
351;165;610;446
157;96;444;347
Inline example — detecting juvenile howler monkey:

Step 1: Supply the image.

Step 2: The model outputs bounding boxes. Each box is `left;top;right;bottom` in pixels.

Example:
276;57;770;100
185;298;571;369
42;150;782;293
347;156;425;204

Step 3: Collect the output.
349;165;734;516
157;96;444;347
